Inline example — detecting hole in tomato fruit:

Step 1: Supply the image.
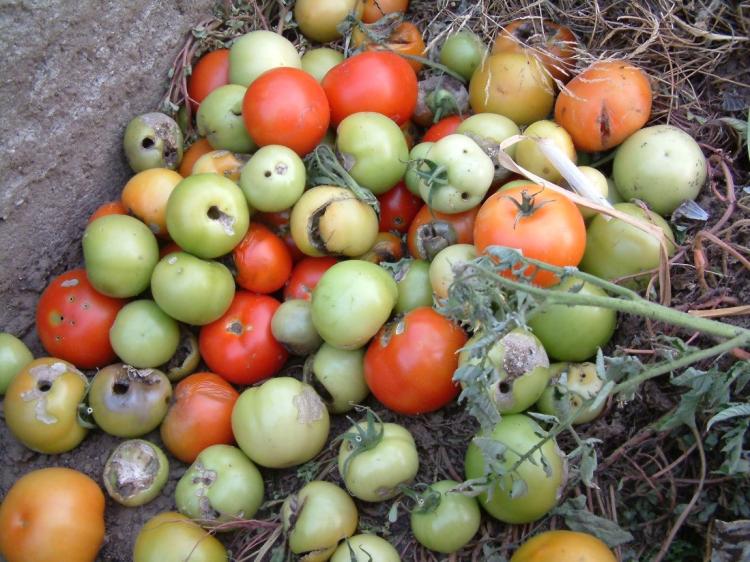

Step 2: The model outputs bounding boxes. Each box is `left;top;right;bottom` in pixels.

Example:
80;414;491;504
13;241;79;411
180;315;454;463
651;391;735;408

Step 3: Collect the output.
141;137;155;150
264;170;272;178
206;206;236;235
227;321;243;335
37;380;52;392
113;381;130;395
461;192;469;200
498;382;511;394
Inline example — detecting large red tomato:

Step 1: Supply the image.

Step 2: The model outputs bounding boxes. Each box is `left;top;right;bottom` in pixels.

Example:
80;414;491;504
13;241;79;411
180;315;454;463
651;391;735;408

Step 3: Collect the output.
35;269;125;369
199;292;288;385
242;67;330;156
364;307;467;415
187;49;230;111
377;181;423;234
0;467;105;562
474;184;586;287
160;372;239;463
283;256;339;301
322;51;418;127
233;223;293;294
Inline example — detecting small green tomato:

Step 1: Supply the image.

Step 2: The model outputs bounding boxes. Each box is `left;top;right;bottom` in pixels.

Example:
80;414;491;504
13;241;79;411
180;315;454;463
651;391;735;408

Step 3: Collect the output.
440;31;487;81
301;48;344;83
456;113;520;183
429;243;477;299
196;84;256;153
0;333;33;394
405;142;434;195
123;112;183;172
515;120;577;184
392;259;433;314
271;299;323;356
240;145;306;212
229;30;301;87
574;166;609;220
109;300;180;368
309;343;368;414
103;439;169;507
331;534;401;562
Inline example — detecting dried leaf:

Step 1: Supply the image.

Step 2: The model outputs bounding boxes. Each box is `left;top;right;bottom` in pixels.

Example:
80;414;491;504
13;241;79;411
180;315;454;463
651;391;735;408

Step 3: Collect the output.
552;496;634;547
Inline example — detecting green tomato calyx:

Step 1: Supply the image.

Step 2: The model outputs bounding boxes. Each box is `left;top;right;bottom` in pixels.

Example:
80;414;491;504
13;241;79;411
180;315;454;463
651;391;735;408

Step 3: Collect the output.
338;407;385;478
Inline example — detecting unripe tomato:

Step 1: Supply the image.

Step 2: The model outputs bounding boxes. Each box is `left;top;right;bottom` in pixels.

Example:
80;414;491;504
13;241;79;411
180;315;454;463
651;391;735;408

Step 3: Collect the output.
103;440;169;507
228;30;301;87
133;512;227;562
121;168;183;238
331;535;400;561
0;334;33;395
295;0;364;43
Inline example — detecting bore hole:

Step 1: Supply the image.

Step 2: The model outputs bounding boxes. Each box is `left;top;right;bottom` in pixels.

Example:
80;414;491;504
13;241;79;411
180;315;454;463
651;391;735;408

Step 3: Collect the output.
264;170;272;178
227;321;243;335
461;192;469;200
498;382;511;394
67;295;75;303
141;137;155;150
37;380;52;392
113;382;129;395
207;206;221;220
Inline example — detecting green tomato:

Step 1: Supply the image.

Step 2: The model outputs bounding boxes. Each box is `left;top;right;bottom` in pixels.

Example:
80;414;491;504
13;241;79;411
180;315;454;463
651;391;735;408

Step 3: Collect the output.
271;298;323;356
175;444;264;526
0;333;33;394
302;47;344;83
282;481;358;562
103;439;169;507
83;214;159;298
331;534;400;562
196;84;256;153
613;124;707;215
150;252;235;326
580;202;676;286
309;343;368;414
338;419;419;502
418;134;494;213
465;414;567;524
576;166;610;220
527;277;616;362
229;30;301;87
336;112;409;195
440;31;487;81
109;300;180;368
536;362;606;424
133;512;227;562
232;377;330;468
311;260;398;350
458;328;551;414
88;363;172;438
240;144;305;212
393;259;433;314
429;243;477;299
410;480;481;554
405;142;434;195
515;120;577;184
166;173;250;259
456;112;520;183
123;112;183;172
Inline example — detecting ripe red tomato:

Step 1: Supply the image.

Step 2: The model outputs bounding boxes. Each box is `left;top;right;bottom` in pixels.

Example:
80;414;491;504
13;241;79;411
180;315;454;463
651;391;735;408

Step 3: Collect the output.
199;292;288;385
87;200;127;224
187;49;230;111
378;181;423;233
364;307;467;415
322;51;418;127
407;204;478;260
233;223;293;294
422;115;464;142
35;269;125;369
160;372;239;463
243;67;330;156
283;256;339;301
474;184;586;287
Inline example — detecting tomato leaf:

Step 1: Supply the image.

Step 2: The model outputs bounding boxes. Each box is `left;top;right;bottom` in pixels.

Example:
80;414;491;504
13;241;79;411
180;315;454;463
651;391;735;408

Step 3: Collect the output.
552;495;634;547
707;403;750;431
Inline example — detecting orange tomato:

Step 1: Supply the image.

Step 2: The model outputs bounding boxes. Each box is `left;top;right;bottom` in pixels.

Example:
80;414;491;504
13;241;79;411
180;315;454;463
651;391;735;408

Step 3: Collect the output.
160;372;239;464
555;60;652;152
0;468;105;562
362;0;409;23
358;231;404;264
510;530;617;562
191;149;246;182
178;138;213;177
473;184;586;287
121;168;183;238
407;204;478;261
353;21;425;73
87;200;127;224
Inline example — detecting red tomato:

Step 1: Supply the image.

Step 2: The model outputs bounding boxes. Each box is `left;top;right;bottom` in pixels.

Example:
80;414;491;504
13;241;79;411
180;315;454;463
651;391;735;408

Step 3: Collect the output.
243;67;330;156
255;210;305;262
474;184;586;287
378;181;423;233
199;292;288;385
283;256;339;301
422;115;464;142
187;49;230;111
407;204;478;260
35;269;125;369
160;372;239;463
233;224;293;294
364;307;467;415
88;201;127;224
322;51;418;127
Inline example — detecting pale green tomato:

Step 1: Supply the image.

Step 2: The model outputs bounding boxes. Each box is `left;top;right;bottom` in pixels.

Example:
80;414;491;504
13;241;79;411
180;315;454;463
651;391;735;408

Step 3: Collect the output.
456;113;520;182
0;333;33;394
240;145;305;212
458;328;550;414
295;0;363;43
103;439;169;507
429;243;477;299
405;142;434;195
271;298;323;356
302;48;344;83
336;112;409;195
123;112;183;172
175;444;264;526
464;414;567;524
418;134;494;213
282;481;358;562
536;362;606;424
133;512;227;562
613;124;707;215
196;84;256;153
331;534;401;562
575;166;609;220
310;343;368;414
440;31;487;81
606;177;624;204
515;120;576;184
229;30;301;87
393;259;433;314
231;377;330;468
109;300;180;368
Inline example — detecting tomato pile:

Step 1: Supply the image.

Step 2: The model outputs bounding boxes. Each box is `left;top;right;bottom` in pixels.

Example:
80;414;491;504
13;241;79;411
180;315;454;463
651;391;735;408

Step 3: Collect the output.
0;2;714;561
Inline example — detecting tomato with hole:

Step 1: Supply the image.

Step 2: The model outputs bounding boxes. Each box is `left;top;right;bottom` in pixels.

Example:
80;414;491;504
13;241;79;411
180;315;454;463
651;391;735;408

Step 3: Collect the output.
407;204;478;261
36;269;125;369
362;0;408;23
87;201;127;224
233;223;293;294
364;307;466;414
160;372;239;464
423;115;463;142
199;292;288;385
243;67;330;156
473;184;586;287
178;138;213;177
322;51;418;127
0;467;105;562
121;168;183;238
378;181;422;233
187;49;230;111
284;256;339;301
353;21;426;73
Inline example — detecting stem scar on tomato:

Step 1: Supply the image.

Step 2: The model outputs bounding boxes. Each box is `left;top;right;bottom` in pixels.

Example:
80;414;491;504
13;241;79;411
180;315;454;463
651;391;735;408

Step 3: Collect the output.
502;187;554;229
